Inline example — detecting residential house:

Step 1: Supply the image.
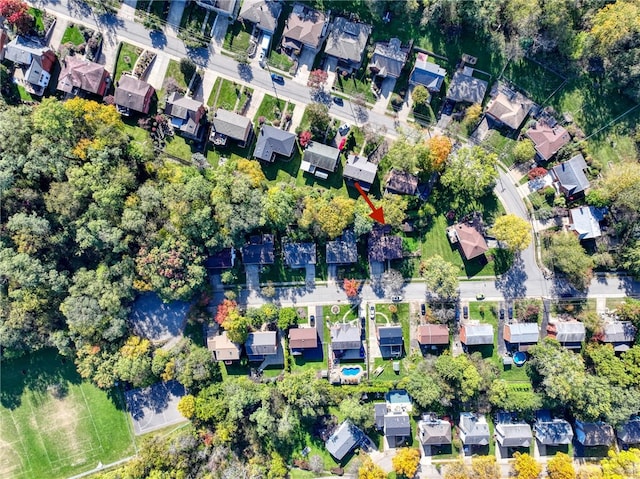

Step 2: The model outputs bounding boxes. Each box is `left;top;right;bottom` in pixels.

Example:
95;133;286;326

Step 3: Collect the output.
495;422;533;450
326;229;358;265
551;154;590;199
458;412;490;455
526;122;571;161
446;69;488;105
418;415;452;455
325;420;364;461
368;38;409;79
343;154;378;192
206;329;241;362
368;226;403;263
204;248;236;270
330;323;362;360
377;325;403;358
569;206;606;240
0;28;8;61
300;141;341;179
448;223;489;261
617;418;640;447
533;412;574;451
485;88;533;130
546;321;585;350
114;75;155;115
57;55;109;97
460;324;494;348
242;234;275;265
288;327;318;354
384;169;418;196
324;17;372;72
195;0;239;18
575;420;615;447
281;3;328;54
164;92;207;139
409;52;446;93
385;390;413;413
210;108;253;147
503;323;539;352
417;324;450;352
238;0;282;34
602;321;637;352
253;125;296;162
4;36;56;96
383;412;411;447
283;241;316;269
245;331;277;360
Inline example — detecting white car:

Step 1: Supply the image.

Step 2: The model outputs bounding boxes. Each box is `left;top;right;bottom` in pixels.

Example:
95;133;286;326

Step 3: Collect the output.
391;295;403;302
369;304;376;320
338;123;350;136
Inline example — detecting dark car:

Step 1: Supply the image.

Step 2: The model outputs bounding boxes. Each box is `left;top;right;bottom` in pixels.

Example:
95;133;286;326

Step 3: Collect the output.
455;308;461;321
463;306;469;319
332;96;344;106
270;73;285;85
442;99;455;116
499;308;505;320
421;304;426;316
309;315;315;327
508;306;514;320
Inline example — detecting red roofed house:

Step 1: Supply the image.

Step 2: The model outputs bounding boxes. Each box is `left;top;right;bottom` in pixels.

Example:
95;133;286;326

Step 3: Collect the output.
417;324;450;354
288;327;318;355
114;75;155;115
448;223;488;261
526;121;571;161
57;55;110;97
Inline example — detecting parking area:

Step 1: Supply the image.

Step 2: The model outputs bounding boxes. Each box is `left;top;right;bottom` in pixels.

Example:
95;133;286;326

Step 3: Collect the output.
125;380;187;435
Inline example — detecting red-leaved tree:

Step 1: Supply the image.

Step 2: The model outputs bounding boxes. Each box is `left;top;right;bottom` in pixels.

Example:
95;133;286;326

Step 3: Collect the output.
299;130;312;148
0;0;33;34
307;69;328;90
343;278;361;298
528;167;548;180
215;299;237;325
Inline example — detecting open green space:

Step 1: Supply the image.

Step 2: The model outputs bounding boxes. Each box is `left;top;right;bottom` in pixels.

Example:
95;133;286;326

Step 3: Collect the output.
268;50;295;72
261;256;306;283
17;85;34;102
208;77;239;110
254;94;288;124
223;21;251;53
123;121;152;150
502;57;565;104
0;349;135;479
28;7;45;33
61;25;86;46
164;134;197;161
114;42;141;82
333;70;376;103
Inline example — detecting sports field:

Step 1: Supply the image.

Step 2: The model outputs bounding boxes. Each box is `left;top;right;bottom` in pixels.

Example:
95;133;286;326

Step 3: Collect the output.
0;349;135;479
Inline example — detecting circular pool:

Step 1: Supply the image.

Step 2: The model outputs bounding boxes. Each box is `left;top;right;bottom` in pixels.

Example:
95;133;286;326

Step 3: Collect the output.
513;351;527;366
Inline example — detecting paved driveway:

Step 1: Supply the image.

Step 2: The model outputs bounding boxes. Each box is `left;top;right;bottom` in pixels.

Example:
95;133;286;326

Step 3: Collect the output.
293;46;316;84
245;264;260;290
166;0;186;29
125;380;186;435
129;292;190;343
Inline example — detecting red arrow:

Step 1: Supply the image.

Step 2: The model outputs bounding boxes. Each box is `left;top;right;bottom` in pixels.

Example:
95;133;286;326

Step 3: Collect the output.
354;182;385;224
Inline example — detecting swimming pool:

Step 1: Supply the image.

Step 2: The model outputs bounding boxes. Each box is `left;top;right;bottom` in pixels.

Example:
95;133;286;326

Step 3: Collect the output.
341;366;362;376
387;390;411;404
513;351;527;366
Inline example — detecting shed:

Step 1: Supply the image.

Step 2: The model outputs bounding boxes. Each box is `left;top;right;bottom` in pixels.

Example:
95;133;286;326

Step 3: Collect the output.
460;324;494;346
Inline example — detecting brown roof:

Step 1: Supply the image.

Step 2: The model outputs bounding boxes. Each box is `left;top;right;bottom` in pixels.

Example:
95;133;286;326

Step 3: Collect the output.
288;327;318;349
454;224;488;260
485;91;532;130
114;75;154;113
417;324;450;345
282;3;327;50
207;330;241;361
526;122;571;160
0;28;8;60
57;55;109;95
384;169;418;195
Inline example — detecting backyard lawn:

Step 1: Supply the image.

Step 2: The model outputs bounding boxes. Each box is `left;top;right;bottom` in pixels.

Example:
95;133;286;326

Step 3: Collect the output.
115;42;142;82
0;349;135;479
164;135;196;161
61;25;85;46
502;57;565;104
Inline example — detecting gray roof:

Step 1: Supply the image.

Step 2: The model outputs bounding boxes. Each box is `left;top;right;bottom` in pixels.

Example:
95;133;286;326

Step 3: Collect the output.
459;413;490;445
324;17;372;65
303;142;341;172
115;75;154;113
617;419;640;444
4;36;50;65
326;229;357;264
165;92;205;137
485;89;532;130
377;325;403;346
495;423;533;448
212;108;253;142
603;321;637;348
410;52;446;91
446;71;488;104
326;420;363;460
343;155;378;186
569;206;605;240
553;321;586;343
552;154;590;196
238;0;282;32
534;419;574;445
368;225;403;262
282;3;327;50
369;38;409;78
575;420;615;446
283;241;316;268
461;324;494;346
374;403;387;429
245;331;277;356
242;234;275;265
418;418;452;445
385;169;418;195
504;323;539;344
385;412;411;437
253;125;296;162
330;323;361;350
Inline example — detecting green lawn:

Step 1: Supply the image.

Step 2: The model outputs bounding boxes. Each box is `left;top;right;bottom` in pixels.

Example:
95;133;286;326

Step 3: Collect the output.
164;134;196;161
261;256;306;283
28;7;45;33
333;71;376;103
17;85;34;101
502;57;565;104
268;50;294;72
114;42;142;82
0;349;135;479
206;142;251;168
254;94;288;124
123;121;153;151
208;77;239;110
223;21;251;52
61;25;85;46
324;304;359;324
164;59;189;89
483;131;519;168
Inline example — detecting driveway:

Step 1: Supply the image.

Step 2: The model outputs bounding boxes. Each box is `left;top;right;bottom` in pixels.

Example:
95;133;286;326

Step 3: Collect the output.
372;76;395;113
245;264;260;290
144;51;170;90
305;265;315;286
211;15;229;49
166;0;186;30
293;46;316;84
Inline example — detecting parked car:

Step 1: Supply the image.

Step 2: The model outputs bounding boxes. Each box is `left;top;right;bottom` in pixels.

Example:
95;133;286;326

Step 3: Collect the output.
309;315;315;327
508;306;514;320
369;304;376;320
391;295;403;302
499;308;505;320
338;123;350;136
476;293;485;300
421;304;426;316
270;73;285;85
332;96;344;106
442;99;455;115
455;308;461;321
463;306;469;319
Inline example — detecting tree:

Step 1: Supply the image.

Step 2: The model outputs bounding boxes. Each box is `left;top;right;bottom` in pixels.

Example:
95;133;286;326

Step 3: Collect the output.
359;455;386;479
305;103;331;139
489;380;542;416
378;193;409;229
546;231;594;290
0;0;33;34
547;452;576;479
215;299;238;325
263;184;298;230
420;255;460;299
177;394;196;419
382;269;405;296
513;452;542;479
444;460;469;479
277;307;299;330
114;336;153;387
299;130;312;147
398;365;442;409
382;137;433;175
513;139;536;164
461;104;482;132
307;69;329;90
393;447;421;478
491;214;532;252
343;278;361;298
339;397;373;429
412;85;430;106
471;456;500;479
528;167;548;180
600;448;640;479
435;353;482;403
427;135;453;171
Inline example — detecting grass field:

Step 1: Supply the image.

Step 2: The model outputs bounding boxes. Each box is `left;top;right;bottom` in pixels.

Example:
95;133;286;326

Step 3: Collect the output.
223;21;251;53
254;94;288;123
61;25;85;46
0;349;135;479
28;7;45;33
208;77;239;110
114;42;142;82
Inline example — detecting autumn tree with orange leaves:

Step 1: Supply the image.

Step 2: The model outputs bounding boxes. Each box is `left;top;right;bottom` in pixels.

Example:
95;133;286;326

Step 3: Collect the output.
343;278;361;298
427;135;452;171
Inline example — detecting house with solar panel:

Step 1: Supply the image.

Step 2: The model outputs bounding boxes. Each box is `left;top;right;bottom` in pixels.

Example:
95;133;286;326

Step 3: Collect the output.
458;412;490;455
533;411;574;455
